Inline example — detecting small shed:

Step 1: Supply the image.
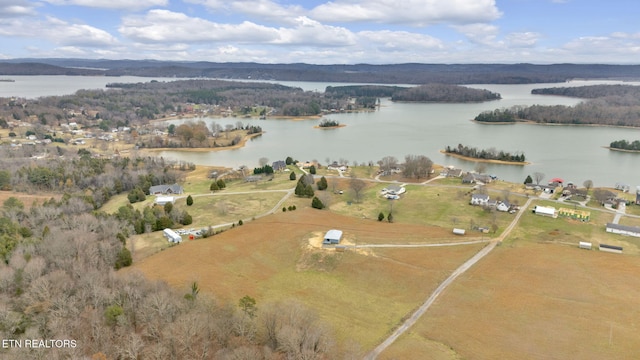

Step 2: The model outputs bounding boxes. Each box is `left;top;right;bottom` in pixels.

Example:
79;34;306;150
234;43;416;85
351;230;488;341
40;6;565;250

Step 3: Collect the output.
453;228;465;235
599;243;623;254
323;229;343;244
155;196;174;205
579;241;592;250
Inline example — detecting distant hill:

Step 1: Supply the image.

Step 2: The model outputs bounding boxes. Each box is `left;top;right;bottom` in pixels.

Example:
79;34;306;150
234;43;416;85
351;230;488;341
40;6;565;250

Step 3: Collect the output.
2;59;640;84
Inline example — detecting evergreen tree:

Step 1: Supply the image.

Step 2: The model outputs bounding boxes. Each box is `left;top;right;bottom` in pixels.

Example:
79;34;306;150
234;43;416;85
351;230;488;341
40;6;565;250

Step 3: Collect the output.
304;184;315;197
186;195;194;206
309;165;316;175
210;181;220;191
387;212;394;223
378;212;385;221
311;196;324;209
294;179;306;196
285;156;293;165
216;179;226;189
524;175;533;184
317;176;328;190
289;171;296;180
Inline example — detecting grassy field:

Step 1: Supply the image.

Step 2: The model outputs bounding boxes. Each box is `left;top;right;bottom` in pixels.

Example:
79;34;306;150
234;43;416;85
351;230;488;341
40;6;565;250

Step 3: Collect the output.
382;242;640;359
129;208;483;350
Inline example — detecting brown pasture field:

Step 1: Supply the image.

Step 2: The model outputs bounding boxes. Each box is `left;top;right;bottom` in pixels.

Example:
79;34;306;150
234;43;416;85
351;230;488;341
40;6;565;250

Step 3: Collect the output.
381;242;640;359
0;191;61;209
128;208;485;350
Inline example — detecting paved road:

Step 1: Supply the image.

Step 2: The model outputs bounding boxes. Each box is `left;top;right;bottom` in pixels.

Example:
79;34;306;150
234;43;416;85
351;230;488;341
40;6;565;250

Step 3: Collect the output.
364;197;533;359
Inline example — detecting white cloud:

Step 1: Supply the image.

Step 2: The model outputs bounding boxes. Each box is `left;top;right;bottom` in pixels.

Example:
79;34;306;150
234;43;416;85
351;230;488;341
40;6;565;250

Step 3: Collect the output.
120;10;356;47
0;0;38;18
186;0;305;24
41;0;168;10
119;10;279;43
310;0;502;26
274;17;356;46
505;32;540;48
358;30;444;51
452;23;499;45
44;17;119;46
0;16;117;47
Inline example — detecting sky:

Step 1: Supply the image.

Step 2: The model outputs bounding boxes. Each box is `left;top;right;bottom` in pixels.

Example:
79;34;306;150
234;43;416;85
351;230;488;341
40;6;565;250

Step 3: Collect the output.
0;0;639;64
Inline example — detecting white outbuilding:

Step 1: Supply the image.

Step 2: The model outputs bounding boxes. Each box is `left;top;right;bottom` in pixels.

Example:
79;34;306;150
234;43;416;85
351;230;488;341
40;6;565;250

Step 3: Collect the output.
323;229;343;244
163;228;182;243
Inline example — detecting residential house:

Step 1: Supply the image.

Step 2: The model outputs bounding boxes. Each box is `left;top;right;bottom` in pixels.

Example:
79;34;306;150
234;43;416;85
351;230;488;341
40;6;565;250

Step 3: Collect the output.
272;160;287;171
497;200;511;212
444;168;463;178
148;184;184;195
470;194;489;206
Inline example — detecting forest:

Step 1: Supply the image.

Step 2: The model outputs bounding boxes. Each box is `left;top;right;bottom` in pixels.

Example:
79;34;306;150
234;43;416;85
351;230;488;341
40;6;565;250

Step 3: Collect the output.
444;144;526;163
0;147;341;359
475;85;640;127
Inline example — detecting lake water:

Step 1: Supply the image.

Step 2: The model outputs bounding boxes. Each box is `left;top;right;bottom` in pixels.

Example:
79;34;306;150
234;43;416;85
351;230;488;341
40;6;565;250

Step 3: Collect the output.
2;76;639;187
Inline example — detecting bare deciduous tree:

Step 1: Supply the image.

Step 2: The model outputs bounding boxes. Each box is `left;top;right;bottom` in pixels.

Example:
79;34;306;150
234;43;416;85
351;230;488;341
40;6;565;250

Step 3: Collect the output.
533;172;545;185
349;177;366;203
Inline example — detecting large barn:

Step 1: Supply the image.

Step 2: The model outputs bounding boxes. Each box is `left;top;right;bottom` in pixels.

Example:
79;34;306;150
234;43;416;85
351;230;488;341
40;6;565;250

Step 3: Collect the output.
323;229;343;245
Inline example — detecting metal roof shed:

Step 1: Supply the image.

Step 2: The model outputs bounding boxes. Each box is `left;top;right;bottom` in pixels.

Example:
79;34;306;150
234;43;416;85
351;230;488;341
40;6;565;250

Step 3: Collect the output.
323;229;343;244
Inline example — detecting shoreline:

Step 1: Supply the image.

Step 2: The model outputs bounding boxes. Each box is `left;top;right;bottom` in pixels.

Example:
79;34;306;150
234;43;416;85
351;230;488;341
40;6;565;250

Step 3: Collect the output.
440;150;530;166
313;124;346;129
473;119;640;130
604;146;640;153
141;132;263;153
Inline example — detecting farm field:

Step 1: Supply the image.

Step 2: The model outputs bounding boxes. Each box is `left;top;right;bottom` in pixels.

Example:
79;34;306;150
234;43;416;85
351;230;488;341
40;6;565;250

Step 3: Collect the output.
382;242;640;359
129;208;486;351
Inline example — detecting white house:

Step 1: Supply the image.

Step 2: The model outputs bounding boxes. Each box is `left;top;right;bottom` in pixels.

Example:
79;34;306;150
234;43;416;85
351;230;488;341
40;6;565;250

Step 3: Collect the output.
470;194;489;206
497;201;511;212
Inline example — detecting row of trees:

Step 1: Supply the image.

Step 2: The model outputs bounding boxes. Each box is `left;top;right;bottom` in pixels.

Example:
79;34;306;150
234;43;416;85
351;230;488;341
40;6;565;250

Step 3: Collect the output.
445;144;526;162
609;139;640;151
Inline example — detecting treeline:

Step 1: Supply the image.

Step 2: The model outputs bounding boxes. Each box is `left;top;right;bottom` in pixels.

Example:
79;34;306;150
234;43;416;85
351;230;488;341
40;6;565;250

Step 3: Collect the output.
325;84;501;103
474;109;517;123
7;60;640;84
391;84;501;102
609;139;640;151
476;101;640;127
319;119;340;127
445;144;526;162
531;84;640;98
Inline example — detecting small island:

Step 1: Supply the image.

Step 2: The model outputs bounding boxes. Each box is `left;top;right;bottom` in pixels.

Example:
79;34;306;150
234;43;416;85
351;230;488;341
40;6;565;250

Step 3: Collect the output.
442;144;528;165
607;139;640;152
314;119;345;129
